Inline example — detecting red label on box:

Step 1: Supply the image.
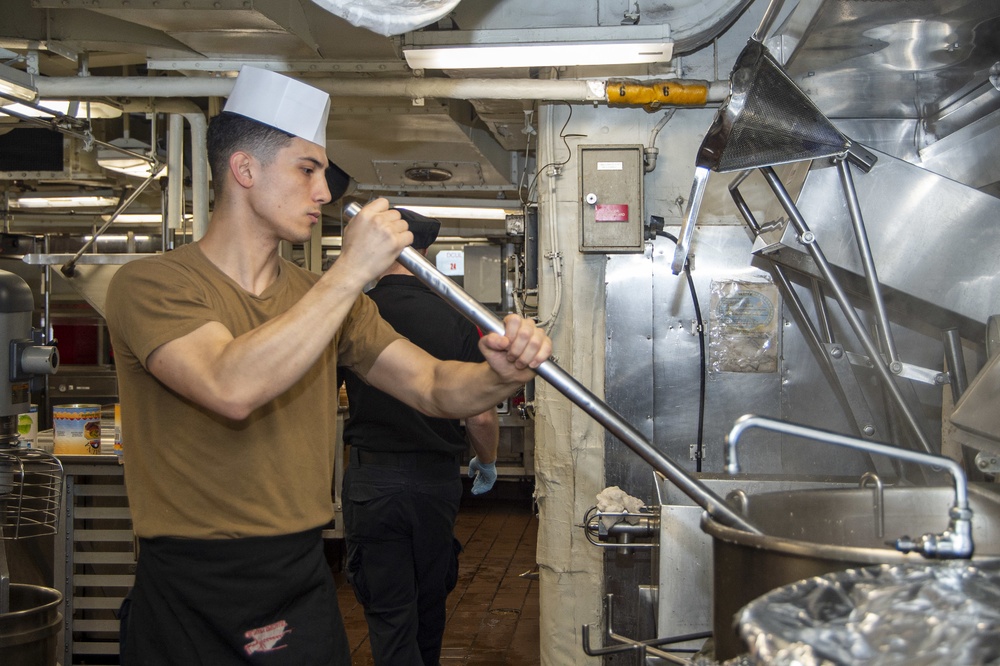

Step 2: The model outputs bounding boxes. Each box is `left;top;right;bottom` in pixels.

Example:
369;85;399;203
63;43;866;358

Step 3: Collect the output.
595;204;629;222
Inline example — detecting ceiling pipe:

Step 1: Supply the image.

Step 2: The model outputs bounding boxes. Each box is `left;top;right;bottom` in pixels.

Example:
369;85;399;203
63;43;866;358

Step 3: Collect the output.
119;98;210;238
34;75;723;241
36;75;728;105
166;114;184;236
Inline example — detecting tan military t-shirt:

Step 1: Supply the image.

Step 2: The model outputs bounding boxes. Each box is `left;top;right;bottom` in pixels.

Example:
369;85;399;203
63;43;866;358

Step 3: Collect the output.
105;243;401;539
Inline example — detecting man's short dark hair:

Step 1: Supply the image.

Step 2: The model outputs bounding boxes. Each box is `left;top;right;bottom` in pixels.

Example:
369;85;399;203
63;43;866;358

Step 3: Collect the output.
206;112;295;193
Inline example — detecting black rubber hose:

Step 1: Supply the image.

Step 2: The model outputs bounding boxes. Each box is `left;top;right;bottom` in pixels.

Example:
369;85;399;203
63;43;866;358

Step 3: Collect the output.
656;229;707;472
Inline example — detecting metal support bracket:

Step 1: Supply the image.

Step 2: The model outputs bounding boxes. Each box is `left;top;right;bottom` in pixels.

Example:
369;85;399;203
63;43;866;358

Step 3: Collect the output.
845;351;947;386
581;594;710;664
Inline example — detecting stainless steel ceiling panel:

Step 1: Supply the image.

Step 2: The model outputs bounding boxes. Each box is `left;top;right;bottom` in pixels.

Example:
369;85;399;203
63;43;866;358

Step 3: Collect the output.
83;6;287;33
82;0;324;59
781;0;1000;119
8;6;201;63
162;31;320;60
326;112;511;187
450;0;753;54
327;109;488;144
372;160;487;187
328;142;509;188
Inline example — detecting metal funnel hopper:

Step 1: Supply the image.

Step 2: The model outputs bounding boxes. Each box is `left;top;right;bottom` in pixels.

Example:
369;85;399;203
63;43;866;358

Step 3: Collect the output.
697;39;850;172
672;38;852;274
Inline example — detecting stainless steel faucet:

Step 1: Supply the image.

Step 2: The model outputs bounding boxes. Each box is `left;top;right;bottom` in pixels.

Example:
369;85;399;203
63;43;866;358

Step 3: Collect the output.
725;414;974;559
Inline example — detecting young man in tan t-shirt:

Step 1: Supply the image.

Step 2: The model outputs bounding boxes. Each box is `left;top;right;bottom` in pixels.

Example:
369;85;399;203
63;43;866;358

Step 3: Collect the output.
105;66;551;665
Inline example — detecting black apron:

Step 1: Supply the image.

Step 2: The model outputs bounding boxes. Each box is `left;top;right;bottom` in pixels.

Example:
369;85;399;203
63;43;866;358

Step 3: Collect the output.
119;528;350;665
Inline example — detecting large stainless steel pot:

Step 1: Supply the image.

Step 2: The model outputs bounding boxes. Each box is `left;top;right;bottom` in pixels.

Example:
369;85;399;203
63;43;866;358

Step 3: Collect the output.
701;483;1000;660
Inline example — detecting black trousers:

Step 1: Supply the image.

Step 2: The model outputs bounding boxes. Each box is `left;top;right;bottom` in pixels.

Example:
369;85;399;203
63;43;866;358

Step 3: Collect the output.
119;528;350;665
343;448;463;666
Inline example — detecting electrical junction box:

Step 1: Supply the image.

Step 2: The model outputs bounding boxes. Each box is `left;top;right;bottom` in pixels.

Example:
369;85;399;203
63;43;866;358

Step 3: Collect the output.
579;145;644;253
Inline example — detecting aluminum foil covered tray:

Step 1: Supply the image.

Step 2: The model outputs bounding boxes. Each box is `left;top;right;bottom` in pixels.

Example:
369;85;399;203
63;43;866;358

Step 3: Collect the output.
737;562;1000;665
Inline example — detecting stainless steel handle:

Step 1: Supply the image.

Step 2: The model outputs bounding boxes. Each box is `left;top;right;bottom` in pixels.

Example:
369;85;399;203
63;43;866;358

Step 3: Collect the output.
343;201;760;533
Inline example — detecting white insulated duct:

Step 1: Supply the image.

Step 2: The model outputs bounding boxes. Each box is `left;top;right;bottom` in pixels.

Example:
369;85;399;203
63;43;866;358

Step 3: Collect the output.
308;0;463;37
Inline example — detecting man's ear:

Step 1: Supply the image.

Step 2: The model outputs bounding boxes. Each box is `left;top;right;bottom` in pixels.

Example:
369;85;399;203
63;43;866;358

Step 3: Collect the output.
229;151;255;189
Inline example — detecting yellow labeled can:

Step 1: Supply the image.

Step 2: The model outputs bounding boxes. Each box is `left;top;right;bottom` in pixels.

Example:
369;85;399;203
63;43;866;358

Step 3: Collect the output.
53;404;103;455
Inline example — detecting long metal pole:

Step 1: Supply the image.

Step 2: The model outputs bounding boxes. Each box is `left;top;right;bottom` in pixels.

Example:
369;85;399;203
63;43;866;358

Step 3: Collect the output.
344;202;760;534
59;168;164;277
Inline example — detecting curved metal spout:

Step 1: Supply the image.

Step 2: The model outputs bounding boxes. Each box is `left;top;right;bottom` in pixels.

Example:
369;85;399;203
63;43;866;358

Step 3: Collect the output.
725;414;973;559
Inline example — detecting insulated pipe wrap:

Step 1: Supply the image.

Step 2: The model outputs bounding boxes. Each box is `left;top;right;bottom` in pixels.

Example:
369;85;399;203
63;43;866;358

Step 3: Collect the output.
607;79;711;107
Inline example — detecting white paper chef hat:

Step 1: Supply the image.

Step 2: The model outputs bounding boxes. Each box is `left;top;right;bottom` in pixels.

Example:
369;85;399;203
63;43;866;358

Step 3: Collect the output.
223;66;330;148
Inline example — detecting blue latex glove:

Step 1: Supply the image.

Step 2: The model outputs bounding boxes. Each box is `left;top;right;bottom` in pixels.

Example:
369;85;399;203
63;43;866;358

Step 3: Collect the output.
468;457;497;495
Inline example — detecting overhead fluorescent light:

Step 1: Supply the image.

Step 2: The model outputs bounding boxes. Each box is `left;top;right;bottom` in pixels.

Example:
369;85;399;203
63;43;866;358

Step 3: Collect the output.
394;205;511;221
97;137;166;178
383;197;520;221
84;234;152;242
100;213;168;224
0;99;122;119
403;25;673;70
11;192;118;209
0;63;37;103
404;42;673;70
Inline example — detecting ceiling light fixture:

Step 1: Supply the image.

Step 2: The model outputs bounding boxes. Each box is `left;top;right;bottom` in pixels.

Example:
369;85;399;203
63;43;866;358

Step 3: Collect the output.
0;63;37;103
84;234;152;242
405;42;674;70
100;213;176;224
384;197;519;221
403;25;673;70
0;99;122;119
97;136;166;178
11;192;118;209
396;205;510;220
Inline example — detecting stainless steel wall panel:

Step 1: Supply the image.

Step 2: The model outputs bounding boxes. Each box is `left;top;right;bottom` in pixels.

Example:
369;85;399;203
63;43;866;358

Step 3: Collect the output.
608;224;886;494
654;504;712;646
605;252;655;499
653;226;784;474
604;251;657;650
773;150;1000;334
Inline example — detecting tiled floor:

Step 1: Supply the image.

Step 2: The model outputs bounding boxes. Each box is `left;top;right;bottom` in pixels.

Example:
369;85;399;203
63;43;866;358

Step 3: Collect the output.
334;495;541;665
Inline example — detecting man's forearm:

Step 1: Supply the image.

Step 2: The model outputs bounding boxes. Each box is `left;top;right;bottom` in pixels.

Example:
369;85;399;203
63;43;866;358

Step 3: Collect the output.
466;409;500;464
428;360;524;419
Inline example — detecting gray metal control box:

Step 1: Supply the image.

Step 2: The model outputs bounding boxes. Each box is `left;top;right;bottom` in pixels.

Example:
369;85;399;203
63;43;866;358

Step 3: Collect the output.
578;145;644;253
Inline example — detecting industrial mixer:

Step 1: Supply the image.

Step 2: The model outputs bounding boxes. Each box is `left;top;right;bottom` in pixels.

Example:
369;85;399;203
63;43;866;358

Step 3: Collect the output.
0;268;62;662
